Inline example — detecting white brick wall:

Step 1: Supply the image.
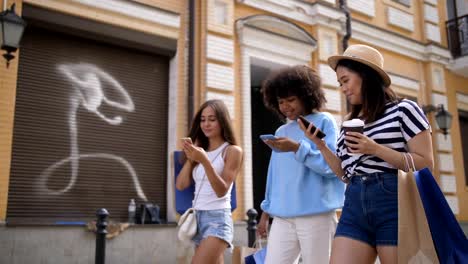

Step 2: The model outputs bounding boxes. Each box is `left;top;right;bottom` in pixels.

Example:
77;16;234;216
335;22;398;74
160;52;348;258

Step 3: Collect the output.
445;195;459;215
426;23;441;43
432;66;446;92
438;153;454;172
206;63;234;91
440;175;457;193
205;91;235;118
424;4;439;24
457;93;468;111
432;93;448;108
206;34;234;63
349;0;375;17
242;27;315;62
424;0;437;5
318;30;338;62
389;74;420;91
457;93;468;104
387;7;414;32
319;64;339;88
324;88;341;112
437;132;453;152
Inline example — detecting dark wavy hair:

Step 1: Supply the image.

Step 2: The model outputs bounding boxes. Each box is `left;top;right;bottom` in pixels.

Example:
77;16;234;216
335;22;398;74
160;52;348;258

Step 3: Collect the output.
336;59;400;123
187;99;237;150
261;65;326;119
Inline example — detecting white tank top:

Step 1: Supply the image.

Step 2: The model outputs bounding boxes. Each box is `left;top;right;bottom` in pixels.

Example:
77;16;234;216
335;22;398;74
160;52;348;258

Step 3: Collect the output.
192;142;232;210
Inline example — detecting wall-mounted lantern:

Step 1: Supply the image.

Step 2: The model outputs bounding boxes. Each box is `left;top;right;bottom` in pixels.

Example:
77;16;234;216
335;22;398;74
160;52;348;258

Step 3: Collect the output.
422;104;453;138
0;3;27;67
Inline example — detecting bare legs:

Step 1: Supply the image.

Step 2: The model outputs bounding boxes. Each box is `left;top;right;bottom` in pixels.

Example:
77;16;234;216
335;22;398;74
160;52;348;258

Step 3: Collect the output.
192;236;228;264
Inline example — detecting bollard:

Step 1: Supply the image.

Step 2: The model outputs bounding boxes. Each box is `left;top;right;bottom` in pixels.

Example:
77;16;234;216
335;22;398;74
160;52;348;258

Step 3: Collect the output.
246;208;258;247
95;208;109;264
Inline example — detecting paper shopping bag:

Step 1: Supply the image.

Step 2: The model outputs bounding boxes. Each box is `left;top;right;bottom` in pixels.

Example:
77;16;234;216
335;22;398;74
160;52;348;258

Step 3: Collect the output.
398;169;439;263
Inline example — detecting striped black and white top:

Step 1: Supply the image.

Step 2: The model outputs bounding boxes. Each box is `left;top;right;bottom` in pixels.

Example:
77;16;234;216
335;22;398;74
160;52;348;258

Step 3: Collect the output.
337;99;430;176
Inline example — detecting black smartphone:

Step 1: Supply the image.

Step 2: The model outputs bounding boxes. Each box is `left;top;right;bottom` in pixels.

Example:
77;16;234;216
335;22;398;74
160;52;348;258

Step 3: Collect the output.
298;116;326;139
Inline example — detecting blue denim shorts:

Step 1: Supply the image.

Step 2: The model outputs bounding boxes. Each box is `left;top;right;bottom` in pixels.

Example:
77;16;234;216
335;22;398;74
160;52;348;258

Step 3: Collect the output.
335;172;398;247
192;208;234;249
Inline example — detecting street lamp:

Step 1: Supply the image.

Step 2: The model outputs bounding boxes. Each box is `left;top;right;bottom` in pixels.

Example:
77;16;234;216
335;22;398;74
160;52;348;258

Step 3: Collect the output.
422;104;453;138
0;3;27;67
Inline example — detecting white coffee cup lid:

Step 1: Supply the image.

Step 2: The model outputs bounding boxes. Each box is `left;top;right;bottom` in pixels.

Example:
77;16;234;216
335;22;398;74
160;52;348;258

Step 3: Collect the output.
342;119;364;127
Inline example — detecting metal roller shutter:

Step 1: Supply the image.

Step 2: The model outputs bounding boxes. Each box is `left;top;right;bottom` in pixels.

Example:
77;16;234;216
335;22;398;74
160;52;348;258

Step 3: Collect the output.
7;26;169;224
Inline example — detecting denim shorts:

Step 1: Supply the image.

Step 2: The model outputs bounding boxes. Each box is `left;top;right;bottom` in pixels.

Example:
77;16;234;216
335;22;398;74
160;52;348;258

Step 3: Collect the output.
335;172;398;247
192;208;234;249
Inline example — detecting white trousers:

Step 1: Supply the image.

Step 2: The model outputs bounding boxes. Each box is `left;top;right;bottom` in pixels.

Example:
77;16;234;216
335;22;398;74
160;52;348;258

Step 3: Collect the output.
265;211;337;264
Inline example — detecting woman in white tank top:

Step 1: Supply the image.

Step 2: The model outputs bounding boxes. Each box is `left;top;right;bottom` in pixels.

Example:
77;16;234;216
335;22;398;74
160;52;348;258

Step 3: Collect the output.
176;100;243;263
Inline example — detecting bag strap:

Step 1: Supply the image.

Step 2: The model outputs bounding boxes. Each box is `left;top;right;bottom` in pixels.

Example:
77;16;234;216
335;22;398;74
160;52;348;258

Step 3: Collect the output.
192;143;229;207
402;152;416;172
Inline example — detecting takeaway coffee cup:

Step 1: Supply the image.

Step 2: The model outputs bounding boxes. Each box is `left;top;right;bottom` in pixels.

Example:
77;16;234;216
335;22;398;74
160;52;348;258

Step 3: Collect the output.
342;119;365;155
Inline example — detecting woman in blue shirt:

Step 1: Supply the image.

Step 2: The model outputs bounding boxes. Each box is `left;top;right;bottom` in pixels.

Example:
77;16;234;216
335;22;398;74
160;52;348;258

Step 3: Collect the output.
257;65;345;263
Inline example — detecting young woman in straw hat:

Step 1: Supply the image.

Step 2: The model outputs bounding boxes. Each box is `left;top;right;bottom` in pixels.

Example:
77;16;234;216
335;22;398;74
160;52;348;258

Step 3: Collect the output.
298;44;434;264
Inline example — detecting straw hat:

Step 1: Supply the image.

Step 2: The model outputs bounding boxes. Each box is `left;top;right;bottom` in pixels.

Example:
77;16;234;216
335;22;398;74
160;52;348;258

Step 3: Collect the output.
328;44;391;86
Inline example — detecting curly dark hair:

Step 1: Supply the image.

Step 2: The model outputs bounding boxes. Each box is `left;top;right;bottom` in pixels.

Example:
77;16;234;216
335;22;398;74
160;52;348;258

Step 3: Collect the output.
261;65;326;119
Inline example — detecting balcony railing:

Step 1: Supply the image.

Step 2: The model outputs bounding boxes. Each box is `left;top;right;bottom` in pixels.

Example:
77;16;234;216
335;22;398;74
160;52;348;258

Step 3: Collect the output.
446;14;468;59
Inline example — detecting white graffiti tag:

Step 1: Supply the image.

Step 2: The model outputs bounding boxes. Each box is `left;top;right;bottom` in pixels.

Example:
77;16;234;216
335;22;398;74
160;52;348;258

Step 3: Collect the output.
38;63;148;201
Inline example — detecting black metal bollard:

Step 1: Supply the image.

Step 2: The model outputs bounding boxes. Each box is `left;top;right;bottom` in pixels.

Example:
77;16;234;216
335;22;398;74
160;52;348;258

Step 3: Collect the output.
246;208;258;247
95;208;109;264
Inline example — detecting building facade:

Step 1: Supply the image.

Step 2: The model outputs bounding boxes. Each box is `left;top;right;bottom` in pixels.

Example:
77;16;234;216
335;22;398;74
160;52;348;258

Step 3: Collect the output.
0;0;467;261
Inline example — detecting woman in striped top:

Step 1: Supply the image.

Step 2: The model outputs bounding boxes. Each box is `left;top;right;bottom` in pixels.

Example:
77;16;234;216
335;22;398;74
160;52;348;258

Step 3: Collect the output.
298;44;434;264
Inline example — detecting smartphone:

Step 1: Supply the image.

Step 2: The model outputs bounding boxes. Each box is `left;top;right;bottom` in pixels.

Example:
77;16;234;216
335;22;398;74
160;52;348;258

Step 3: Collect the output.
180;137;193;144
259;134;278;141
298;116;326;139
259;134;281;152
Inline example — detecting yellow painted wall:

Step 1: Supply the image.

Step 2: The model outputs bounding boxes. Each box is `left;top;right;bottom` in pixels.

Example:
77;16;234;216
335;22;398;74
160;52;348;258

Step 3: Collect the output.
0;0;23;221
352;0;423;42
446;72;468;221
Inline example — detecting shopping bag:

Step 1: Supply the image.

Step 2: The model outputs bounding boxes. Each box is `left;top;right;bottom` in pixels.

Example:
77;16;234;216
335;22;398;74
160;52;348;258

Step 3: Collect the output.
414;168;468;264
398;165;439;263
232;245;257;264
244;239;267;264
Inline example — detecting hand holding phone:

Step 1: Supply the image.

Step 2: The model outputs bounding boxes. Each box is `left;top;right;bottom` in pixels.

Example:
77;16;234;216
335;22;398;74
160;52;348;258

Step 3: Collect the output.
180;137;193;145
298;116;326;139
259;134;278;141
259;134;281;152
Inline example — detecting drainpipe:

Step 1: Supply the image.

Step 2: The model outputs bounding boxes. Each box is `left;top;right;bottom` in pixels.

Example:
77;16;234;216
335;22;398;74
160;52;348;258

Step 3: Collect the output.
188;0;195;125
339;0;351;51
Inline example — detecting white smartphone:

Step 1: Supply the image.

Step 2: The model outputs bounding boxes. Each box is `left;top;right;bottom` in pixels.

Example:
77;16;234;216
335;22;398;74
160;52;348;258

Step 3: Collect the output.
180;137;193;144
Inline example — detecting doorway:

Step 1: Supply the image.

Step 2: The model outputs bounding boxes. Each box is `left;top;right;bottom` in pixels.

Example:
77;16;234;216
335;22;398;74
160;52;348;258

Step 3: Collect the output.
459;110;468;186
250;63;283;218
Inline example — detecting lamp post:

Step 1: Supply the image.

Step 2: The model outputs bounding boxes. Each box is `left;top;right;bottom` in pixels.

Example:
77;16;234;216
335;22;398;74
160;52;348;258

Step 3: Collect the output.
422;104;453;138
0;3;27;67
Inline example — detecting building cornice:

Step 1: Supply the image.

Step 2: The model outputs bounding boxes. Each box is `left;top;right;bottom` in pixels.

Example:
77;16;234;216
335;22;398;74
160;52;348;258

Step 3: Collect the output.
237;0;452;65
352;20;450;65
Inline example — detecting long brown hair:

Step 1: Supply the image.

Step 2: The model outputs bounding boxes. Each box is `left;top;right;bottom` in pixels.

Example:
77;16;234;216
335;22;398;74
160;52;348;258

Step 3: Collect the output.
336;59;400;123
187;99;237;150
